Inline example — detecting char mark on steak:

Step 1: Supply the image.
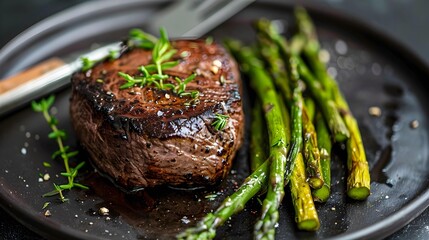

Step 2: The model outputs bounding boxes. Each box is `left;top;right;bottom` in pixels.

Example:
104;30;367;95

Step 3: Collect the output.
70;39;244;191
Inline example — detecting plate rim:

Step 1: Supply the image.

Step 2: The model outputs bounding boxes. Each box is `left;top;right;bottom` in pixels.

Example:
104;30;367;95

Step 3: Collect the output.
0;0;428;239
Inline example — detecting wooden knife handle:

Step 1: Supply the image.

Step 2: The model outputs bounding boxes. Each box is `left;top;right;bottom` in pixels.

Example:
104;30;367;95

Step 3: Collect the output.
0;58;66;94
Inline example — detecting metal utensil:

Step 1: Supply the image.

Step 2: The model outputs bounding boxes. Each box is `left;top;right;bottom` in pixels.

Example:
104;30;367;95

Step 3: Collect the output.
0;0;254;117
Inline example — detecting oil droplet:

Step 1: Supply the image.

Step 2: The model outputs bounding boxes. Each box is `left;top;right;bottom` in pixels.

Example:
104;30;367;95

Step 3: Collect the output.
371;63;382;76
335;40;348;55
319;49;330;63
327;67;338;78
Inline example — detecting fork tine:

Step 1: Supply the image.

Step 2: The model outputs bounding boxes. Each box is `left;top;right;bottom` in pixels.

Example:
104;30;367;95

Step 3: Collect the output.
149;0;255;39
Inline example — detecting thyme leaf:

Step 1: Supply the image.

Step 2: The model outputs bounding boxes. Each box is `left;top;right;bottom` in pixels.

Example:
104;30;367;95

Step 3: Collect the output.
80;57;97;72
127;28;157;49
212;114;229;131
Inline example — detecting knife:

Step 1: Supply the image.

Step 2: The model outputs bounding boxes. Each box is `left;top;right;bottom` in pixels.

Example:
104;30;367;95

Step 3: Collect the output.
0;0;254;117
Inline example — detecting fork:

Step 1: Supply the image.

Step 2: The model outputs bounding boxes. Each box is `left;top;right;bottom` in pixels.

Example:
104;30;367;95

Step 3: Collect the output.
0;0;254;116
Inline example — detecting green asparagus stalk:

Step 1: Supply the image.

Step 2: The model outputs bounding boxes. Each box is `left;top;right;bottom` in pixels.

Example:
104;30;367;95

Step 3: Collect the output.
255;20;324;189
176;160;269;240
295;7;370;200
278;73;320;232
290;152;320;231
312;112;332;202
225;39;289;240
296;60;349;142
255;20;321;230
304;97;316;122
256;34;293;102
254;18;348;142
250;100;268;172
344;114;370;200
302;106;324;189
290;57;324;190
255;32;299;178
294;7;330;87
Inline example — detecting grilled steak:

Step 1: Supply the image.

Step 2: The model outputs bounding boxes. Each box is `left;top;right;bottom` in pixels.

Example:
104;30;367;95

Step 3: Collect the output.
70;40;244;191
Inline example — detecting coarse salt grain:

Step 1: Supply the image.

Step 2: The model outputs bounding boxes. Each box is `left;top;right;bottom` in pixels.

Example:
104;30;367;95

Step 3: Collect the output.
99;207;110;216
410;120;419;129
43;173;50;181
44;210;52;217
368;106;382;117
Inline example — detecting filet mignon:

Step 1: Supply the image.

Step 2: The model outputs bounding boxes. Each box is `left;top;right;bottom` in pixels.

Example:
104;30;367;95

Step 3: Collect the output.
70;39;244;191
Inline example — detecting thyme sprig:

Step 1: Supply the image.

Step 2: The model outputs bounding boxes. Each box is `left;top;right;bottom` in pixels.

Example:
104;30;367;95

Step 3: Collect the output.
127;28;158;49
120;28;178;90
119;28;200;101
212;113;229;131
32;95;88;202
174;74;199;98
81;57;97;72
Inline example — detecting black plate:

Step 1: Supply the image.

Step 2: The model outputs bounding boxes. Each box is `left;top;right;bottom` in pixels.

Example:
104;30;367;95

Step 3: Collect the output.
1;0;429;239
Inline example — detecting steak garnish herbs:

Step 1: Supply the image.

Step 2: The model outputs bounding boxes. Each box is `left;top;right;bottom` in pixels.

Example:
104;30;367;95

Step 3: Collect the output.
32;95;88;202
212;113;229;131
119;28;200;101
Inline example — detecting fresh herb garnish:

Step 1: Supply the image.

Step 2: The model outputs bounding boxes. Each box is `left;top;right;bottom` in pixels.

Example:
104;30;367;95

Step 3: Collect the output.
212;113;229;131
127;28;158;49
107;49;120;61
205;36;214;45
42;202;50;210
120;28;178;90
174;74;197;96
80;49;120;72
43;161;51;168
205;193;218;201
119;28;200;101
32;95;88;202
80;57;97;72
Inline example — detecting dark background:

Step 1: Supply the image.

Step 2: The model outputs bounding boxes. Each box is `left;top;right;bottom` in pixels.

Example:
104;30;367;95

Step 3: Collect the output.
0;0;428;239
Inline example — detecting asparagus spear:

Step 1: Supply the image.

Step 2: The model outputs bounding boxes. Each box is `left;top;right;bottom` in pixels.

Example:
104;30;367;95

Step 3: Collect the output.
290;57;324;190
256;33;292;103
290;152;320;231
304;96;316;121
294;7;331;92
250;100;268;172
343;113;370;200
276;79;320;231
303;97;329;200
255;32;298;177
255;20;320;230
295;7;370;200
312;112;332;202
255;20;324;189
296;60;349;142
225;39;289;240
302;106;324;189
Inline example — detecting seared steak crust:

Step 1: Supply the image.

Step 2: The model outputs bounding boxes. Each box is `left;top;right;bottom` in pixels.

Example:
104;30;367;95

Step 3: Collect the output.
70;40;244;191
